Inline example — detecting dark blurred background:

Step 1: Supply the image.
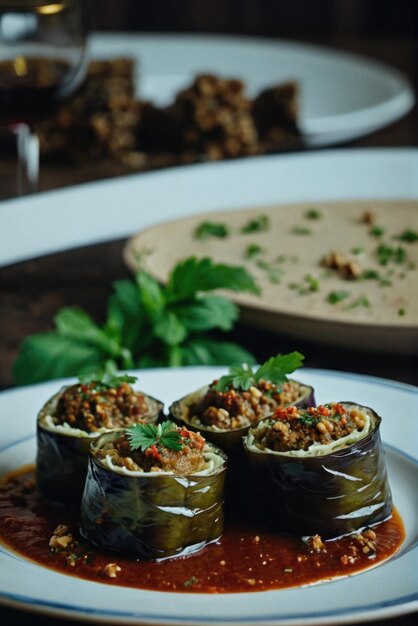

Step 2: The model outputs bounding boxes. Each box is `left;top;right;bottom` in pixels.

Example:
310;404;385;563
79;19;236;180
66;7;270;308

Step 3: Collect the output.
90;0;416;39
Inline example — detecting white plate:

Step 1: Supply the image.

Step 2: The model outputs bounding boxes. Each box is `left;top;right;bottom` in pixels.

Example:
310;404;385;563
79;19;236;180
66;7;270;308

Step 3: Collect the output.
0;367;418;625
88;33;414;145
1;147;417;268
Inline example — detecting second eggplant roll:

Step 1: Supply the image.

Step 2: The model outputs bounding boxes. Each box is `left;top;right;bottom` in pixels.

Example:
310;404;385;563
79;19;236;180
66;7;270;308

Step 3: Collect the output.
244;402;392;538
80;422;227;560
170;353;314;456
36;377;163;506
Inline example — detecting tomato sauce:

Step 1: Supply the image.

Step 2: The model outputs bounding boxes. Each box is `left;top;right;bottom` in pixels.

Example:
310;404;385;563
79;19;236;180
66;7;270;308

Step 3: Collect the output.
0;466;404;594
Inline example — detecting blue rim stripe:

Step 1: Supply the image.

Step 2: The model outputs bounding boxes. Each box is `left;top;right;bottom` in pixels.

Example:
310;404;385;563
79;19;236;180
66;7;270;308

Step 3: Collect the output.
0;589;417;622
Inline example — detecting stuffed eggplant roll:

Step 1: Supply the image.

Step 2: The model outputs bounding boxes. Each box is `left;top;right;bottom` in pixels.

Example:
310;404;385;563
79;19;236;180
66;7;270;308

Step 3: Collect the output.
80;422;227;560
36;376;163;506
244;402;392;538
170;352;314;454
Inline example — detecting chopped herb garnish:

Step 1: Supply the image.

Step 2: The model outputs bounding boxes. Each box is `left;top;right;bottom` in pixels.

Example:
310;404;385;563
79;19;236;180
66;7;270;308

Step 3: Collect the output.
326;290;349;304
290;226;312;236
245;243;264;259
214;352;304;392
289;274;320;295
351;247;364;255
304;208;322;220
241;214;270;234
376;244;408;266
183;575;199;588
256;259;284;284
126;421;183;452
394;229;418;243
370;226;385;238
361;269;380;280
398;307;406;316
345;295;371;309
194;221;230;240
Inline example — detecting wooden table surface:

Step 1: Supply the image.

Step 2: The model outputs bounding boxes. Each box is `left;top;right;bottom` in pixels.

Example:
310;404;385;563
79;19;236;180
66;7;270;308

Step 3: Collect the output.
0;34;417;626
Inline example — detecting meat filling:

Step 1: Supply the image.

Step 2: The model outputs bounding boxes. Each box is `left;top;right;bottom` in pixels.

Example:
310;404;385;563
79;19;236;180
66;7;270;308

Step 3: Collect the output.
96;428;208;474
54;382;151;433
188;380;305;430
255;403;366;452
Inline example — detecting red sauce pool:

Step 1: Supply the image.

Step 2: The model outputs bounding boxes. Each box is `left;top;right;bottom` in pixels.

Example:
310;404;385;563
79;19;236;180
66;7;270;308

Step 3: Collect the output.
0;466;404;593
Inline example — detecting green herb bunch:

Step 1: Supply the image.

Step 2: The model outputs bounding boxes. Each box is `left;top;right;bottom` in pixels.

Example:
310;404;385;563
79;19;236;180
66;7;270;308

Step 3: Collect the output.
13;257;260;385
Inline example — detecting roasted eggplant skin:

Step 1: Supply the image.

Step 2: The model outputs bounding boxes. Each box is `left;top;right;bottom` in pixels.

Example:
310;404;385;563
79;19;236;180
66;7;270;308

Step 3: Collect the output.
36;389;164;507
169;380;315;455
80;432;227;560
244;402;392;539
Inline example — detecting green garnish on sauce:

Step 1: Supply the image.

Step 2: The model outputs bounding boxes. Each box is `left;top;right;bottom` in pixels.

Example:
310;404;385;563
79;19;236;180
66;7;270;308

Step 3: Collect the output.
214;351;304;392
126;421;183;452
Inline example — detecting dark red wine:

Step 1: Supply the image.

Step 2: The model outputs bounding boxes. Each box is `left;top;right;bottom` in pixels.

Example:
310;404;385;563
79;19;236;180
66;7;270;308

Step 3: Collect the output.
0;57;76;125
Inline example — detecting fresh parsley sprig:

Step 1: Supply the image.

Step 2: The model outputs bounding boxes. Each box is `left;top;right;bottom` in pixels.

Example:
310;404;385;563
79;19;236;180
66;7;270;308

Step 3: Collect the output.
126;421;183;452
79;363;137;390
13;257;259;385
214;351;304;392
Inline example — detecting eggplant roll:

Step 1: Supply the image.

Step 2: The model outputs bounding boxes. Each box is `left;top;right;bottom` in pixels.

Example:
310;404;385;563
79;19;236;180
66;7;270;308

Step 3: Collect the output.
80;428;227;560
36;382;163;506
244;402;392;538
169;379;315;455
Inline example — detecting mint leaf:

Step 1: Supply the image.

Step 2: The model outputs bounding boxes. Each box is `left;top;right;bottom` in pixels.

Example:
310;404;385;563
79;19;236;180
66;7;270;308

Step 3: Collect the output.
179;337;255;366
13;333;108;385
254;351;304;384
126;421;182;452
167;257;260;301
173;295;238;332
136;271;166;321
214;351;304;391
194;221;230;240
154;312;187;346
55;308;121;357
215;363;255;391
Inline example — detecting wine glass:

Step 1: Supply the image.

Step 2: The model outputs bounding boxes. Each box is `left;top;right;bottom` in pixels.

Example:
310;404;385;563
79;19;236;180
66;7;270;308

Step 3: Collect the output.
0;0;87;194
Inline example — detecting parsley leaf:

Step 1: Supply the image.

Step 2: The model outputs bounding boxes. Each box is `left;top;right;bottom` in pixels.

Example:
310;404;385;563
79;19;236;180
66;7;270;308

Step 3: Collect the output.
214;351;304;391
79;363;137;389
126;421;183;452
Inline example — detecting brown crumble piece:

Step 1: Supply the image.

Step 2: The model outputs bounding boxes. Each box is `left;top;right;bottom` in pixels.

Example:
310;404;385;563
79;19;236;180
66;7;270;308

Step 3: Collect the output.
49;525;73;550
340;554;357;566
321;250;362;279
103;563;122;578
36;60;302;170
353;529;377;555
360;210;376;225
308;534;326;553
